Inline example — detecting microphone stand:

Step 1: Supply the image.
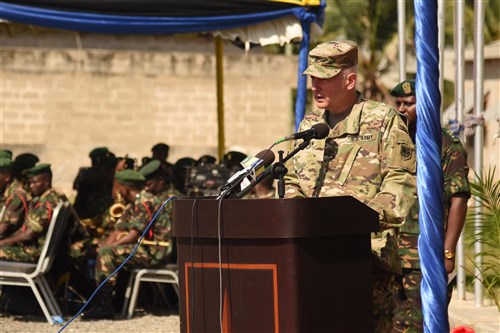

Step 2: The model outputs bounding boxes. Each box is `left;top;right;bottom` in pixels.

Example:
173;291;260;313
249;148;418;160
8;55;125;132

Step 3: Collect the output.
236;138;312;199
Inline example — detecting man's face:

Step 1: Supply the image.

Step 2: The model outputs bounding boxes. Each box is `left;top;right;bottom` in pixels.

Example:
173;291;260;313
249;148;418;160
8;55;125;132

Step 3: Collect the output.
145;178;164;195
28;174;50;197
311;70;356;113
395;95;417;128
0;170;11;191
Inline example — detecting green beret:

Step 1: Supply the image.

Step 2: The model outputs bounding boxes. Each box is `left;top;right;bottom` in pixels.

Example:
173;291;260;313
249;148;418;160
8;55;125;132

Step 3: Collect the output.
89;147;110;160
390;79;416;97
14;153;39;171
115;169;145;186
139;160;161;179
25;163;52;177
0;158;14;170
0;150;13;159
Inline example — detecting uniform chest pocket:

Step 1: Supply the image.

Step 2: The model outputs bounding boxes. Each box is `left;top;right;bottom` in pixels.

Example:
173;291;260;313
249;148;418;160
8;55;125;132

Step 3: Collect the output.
335;143;362;185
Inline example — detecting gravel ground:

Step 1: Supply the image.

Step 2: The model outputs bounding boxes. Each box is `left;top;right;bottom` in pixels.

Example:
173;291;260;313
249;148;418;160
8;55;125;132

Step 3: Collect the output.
0;313;181;333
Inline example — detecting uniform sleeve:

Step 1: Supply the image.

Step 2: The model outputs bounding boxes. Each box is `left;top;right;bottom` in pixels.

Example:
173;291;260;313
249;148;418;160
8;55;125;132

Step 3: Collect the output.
443;141;471;199
283;126;308;198
26;202;53;234
369;111;417;228
127;201;154;233
0;192;27;228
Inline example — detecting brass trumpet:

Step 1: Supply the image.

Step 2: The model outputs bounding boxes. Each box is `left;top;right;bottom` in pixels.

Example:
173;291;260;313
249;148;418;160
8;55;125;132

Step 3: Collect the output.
109;191;126;223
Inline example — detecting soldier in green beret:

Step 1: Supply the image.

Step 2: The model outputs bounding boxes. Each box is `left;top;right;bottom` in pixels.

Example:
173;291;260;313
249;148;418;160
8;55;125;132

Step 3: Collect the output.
390;79;471;333
0;158;29;239
283;40;417;332
0;163;62;263
87;168;177;319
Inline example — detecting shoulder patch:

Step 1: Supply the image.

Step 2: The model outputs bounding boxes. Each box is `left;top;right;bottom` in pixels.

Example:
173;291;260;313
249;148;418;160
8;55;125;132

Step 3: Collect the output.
442;128;460;143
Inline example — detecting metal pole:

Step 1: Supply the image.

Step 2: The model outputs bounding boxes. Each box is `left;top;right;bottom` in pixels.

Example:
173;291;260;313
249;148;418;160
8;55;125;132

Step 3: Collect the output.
215;36;225;162
397;0;406;81
438;0;445;117
455;0;467;301
473;0;485;307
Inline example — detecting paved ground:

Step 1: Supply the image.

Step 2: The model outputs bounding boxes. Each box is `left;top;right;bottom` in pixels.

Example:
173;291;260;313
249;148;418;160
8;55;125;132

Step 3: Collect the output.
1;291;498;332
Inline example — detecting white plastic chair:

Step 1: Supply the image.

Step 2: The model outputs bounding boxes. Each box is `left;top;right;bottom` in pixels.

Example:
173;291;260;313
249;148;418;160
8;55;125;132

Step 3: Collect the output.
0;201;70;325
121;264;179;319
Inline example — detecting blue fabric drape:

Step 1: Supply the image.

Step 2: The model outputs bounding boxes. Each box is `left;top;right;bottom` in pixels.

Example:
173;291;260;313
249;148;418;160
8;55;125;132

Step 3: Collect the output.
414;1;448;332
0;2;301;34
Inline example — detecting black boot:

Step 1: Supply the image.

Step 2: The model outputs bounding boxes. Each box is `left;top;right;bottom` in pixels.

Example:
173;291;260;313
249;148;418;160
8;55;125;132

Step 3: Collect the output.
83;285;115;319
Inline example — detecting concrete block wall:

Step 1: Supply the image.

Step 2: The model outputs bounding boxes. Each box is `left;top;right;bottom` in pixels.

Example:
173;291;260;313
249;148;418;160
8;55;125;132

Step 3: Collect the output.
1;35;299;197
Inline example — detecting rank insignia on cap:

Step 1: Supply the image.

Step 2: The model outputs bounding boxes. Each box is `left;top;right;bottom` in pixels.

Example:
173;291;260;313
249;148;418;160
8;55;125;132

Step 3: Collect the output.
402;82;412;95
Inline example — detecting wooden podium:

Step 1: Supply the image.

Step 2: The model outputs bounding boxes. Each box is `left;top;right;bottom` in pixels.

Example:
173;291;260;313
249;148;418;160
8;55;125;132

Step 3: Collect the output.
172;196;379;333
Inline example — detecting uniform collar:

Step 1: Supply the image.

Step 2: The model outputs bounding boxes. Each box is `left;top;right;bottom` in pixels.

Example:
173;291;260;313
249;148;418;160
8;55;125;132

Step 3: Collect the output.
324;92;364;137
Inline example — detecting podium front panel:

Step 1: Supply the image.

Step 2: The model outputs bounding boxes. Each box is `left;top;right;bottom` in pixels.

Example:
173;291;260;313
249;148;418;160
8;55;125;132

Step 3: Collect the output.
173;197;378;333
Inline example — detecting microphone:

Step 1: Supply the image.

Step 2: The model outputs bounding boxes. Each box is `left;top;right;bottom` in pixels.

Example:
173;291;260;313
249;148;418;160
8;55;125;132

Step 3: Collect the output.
274;123;330;144
218;149;275;198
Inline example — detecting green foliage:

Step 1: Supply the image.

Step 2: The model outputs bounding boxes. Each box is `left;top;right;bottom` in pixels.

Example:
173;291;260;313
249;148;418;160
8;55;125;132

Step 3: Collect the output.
465;167;500;311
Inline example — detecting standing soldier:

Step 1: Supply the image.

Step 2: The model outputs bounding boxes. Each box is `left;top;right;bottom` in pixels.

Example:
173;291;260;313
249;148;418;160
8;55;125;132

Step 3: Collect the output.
390;79;471;332
0;163;61;262
283;40;417;332
0;158;29;239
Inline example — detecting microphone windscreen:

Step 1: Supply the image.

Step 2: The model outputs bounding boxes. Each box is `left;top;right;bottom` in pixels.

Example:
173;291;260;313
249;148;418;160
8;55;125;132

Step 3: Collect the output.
312;123;330;139
255;149;276;167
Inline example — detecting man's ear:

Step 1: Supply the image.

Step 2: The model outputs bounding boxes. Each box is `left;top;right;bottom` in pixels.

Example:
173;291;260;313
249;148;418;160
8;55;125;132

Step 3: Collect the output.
346;72;357;90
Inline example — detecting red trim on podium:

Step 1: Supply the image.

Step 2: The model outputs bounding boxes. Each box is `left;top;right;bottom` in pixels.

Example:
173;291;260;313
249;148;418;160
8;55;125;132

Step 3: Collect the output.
184;262;279;333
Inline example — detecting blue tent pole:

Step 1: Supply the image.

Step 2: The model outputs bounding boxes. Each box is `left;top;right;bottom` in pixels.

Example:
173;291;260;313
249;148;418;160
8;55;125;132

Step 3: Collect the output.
294;19;311;131
414;1;448;332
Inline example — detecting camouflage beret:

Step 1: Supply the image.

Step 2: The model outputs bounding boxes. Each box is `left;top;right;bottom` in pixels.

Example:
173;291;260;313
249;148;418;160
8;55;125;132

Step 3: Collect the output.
115;169;145;186
0;157;14;170
0;150;13;159
139;159;161;179
14;153;39;171
89;147;110;159
25;163;52;177
152;143;169;153
390;79;416;97
303;40;358;79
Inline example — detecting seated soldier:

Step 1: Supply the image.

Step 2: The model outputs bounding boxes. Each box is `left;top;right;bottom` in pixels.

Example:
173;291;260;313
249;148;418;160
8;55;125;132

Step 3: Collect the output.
0;164;61;263
139;160;181;261
85;169;174;319
0;158;29;239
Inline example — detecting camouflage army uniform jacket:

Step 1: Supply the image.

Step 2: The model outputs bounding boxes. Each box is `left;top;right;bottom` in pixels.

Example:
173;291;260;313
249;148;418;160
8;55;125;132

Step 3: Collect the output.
284;94;417;273
0;179;29;238
22;188;61;257
399;128;471;268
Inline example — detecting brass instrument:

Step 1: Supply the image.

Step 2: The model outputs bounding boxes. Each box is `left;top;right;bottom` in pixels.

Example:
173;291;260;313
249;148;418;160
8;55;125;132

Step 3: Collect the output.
109;191;126;223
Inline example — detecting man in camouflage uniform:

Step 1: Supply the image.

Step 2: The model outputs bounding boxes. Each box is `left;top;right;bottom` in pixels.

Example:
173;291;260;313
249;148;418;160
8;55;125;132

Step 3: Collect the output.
86;168;176;318
73;147;116;220
0;158;29;238
0;163;61;262
283;40;417;332
390;79;471;332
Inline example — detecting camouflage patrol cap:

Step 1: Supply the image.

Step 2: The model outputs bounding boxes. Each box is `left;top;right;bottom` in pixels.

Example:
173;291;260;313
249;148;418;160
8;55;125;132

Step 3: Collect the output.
0;157;14;170
115;169;145;186
390;79;416;97
303;40;358;79
139;159;162;179
25;163;52;177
